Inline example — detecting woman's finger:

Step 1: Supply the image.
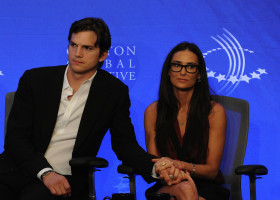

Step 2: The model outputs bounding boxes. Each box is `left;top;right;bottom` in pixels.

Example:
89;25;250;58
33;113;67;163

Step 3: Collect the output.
173;168;180;180
159;169;172;185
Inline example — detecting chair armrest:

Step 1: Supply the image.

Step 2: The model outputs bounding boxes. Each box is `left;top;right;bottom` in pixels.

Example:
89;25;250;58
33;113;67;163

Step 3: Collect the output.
117;164;138;175
235;165;268;176
69;157;109;168
117;164;138;197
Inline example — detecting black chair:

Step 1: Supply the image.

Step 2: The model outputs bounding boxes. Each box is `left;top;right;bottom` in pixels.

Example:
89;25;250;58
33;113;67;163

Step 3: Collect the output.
212;95;267;200
118;95;268;200
117;164;138;200
69;157;108;200
4;91;109;200
4;92;15;137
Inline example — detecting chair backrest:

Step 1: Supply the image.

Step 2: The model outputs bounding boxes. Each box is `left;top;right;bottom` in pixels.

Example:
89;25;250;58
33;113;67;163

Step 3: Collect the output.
212;95;249;200
4;92;16;137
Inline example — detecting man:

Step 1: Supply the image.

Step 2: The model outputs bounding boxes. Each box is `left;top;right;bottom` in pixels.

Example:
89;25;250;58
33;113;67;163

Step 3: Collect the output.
0;17;187;200
0;17;156;200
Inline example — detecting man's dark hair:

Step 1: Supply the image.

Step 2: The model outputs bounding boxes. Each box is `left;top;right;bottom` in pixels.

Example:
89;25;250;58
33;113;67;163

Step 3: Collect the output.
68;17;111;68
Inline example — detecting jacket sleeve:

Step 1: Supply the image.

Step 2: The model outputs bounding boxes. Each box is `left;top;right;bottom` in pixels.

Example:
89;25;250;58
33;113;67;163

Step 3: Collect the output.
109;84;156;183
5;70;52;177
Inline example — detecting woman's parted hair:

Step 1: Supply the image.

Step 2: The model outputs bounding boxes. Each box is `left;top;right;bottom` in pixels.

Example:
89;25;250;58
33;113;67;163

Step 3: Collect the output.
156;42;212;163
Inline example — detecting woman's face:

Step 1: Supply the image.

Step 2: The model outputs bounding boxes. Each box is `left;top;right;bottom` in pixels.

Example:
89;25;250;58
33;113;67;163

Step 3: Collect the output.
168;49;201;91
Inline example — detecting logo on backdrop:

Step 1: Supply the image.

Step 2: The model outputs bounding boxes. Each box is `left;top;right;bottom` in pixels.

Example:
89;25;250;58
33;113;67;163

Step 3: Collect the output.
203;28;268;95
0;70;3;76
113;177;129;193
67;45;137;85
105;45;137;84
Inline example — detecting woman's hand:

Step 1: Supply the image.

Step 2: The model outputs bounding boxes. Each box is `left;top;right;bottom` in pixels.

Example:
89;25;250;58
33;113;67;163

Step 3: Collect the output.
153;157;174;172
152;157;184;173
158;167;193;186
153;157;186;185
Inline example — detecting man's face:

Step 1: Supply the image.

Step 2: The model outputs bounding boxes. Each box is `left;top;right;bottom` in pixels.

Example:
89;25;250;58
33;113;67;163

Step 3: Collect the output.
68;31;108;76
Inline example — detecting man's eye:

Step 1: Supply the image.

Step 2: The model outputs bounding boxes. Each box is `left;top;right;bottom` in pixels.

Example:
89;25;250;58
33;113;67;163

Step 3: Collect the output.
84;46;93;50
70;43;76;47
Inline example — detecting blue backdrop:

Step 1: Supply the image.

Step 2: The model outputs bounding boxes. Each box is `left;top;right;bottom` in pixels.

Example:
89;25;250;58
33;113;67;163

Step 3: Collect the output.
1;1;279;199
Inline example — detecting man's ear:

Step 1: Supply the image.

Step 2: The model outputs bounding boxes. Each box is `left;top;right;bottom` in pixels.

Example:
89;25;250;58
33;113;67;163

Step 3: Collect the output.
99;51;109;62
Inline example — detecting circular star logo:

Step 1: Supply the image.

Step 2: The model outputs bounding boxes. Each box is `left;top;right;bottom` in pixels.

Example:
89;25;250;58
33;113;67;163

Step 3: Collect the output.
204;28;268;95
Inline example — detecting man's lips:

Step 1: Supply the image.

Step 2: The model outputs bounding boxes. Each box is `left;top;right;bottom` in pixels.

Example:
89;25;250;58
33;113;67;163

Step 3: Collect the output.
73;60;83;64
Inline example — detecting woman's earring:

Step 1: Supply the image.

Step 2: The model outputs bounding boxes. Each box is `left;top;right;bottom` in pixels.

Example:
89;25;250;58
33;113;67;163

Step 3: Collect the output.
197;78;201;83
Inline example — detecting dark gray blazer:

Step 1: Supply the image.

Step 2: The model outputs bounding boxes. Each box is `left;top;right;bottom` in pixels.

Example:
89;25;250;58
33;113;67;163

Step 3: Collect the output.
1;65;155;196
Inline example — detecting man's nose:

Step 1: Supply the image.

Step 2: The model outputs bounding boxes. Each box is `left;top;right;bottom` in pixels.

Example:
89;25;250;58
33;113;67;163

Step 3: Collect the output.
75;47;83;57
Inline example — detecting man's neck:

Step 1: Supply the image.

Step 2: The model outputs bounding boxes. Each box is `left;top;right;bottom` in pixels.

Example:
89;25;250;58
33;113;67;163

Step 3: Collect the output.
66;68;97;94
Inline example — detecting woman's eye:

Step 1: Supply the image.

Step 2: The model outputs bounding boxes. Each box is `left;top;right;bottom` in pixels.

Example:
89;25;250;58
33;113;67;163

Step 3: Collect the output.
172;63;180;67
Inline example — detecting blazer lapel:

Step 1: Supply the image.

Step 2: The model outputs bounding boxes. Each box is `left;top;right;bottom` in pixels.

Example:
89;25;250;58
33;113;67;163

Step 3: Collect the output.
73;70;110;153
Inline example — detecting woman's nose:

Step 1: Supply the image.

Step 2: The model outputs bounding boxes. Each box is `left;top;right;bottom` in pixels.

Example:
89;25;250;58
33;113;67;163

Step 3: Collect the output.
180;67;187;75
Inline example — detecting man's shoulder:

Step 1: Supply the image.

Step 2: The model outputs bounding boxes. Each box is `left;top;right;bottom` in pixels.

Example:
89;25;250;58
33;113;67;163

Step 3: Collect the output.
26;65;66;75
97;69;127;88
19;65;66;86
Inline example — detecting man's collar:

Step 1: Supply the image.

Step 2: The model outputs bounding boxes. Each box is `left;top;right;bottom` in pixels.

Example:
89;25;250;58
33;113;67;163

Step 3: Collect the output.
63;65;98;90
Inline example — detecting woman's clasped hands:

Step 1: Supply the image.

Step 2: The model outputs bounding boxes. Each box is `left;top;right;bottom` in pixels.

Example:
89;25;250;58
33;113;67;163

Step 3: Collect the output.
153;157;191;186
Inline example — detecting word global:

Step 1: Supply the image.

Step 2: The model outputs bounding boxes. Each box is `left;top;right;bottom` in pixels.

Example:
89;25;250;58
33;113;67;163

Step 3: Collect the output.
106;59;136;80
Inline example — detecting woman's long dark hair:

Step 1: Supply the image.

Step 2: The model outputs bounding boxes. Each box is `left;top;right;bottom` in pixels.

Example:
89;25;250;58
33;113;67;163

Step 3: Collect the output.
156;42;212;163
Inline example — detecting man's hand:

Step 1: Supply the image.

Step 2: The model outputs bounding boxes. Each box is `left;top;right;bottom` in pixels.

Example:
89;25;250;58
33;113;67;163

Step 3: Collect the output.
43;172;71;197
152;157;184;173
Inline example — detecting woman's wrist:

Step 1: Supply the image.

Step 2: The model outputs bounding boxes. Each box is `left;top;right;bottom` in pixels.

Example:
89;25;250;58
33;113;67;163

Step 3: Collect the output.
190;163;196;176
180;161;186;171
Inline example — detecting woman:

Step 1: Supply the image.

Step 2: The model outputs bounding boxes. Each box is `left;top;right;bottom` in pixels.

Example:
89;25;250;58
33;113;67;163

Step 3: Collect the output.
145;42;229;200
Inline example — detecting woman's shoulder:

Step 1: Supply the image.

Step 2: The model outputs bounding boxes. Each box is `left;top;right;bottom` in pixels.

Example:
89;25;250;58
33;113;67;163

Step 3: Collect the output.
145;101;158;112
211;100;225;110
210;100;226;119
145;101;158;118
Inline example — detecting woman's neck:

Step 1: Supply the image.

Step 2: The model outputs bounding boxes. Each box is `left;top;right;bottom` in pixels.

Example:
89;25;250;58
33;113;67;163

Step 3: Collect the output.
174;88;194;108
174;89;194;136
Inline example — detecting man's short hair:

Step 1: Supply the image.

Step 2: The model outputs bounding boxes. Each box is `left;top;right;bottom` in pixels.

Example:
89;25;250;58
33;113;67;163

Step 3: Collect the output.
68;17;111;68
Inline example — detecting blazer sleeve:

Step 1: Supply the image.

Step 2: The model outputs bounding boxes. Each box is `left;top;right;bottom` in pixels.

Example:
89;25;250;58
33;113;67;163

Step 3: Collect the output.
5;70;52;177
109;84;156;183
